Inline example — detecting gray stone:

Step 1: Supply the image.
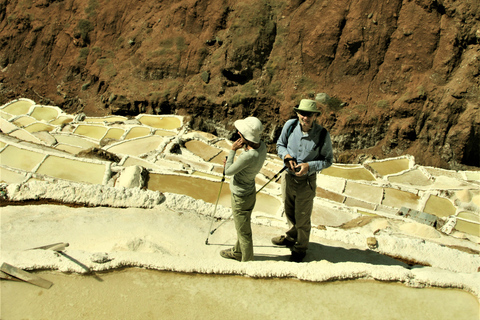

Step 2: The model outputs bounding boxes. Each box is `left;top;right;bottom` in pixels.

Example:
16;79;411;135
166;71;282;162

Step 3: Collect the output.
315;93;331;104
367;237;378;249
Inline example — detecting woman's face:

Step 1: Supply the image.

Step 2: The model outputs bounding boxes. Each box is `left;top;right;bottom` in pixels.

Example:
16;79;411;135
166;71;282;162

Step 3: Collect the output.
238;131;247;143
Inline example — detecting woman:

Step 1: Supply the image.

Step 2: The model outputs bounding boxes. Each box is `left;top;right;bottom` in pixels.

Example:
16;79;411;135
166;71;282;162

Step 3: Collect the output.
220;116;267;262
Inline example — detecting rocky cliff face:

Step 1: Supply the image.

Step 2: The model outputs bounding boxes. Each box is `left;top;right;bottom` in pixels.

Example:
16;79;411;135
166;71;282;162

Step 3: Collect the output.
0;0;479;169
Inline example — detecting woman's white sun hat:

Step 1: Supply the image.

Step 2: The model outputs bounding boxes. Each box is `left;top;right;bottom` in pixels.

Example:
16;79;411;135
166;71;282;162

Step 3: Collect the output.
234;116;263;144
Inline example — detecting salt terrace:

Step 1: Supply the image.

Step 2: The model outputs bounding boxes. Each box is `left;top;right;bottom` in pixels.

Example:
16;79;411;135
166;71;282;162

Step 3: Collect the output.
0;98;479;316
1;98;478;237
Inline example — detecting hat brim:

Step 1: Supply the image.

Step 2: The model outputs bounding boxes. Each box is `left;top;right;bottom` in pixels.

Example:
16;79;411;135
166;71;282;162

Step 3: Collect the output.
293;107;321;113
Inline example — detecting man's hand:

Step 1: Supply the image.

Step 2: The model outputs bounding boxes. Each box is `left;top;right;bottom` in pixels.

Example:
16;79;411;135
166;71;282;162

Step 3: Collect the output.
284;155;297;171
294;162;309;176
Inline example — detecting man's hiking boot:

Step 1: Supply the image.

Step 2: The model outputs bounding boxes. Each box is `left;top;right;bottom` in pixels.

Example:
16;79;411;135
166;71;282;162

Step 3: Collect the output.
289;250;306;263
271;235;295;247
220;248;242;261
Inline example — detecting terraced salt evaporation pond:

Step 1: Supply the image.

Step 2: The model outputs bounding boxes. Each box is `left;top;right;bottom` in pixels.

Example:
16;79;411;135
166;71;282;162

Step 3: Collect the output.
36;156;107;185
0;145;46;171
11;115;36;127
105;135;167;156
138;114;182;130
29;105;60;121
2;135;478;234
148;173;282;214
456;211;480;236
2;269;478;320
74;124;109;140
24;122;56;133
321;164;377;181
1;99;35;115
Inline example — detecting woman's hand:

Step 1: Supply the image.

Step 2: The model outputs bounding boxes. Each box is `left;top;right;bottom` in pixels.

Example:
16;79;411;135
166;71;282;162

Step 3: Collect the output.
231;138;244;151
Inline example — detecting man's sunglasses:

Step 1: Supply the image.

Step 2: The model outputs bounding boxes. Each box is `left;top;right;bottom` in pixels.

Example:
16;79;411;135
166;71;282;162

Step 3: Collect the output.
297;111;315;117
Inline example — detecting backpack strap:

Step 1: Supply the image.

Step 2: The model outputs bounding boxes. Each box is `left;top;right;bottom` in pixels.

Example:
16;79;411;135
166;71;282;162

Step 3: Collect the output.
314;127;327;161
286;119;299;139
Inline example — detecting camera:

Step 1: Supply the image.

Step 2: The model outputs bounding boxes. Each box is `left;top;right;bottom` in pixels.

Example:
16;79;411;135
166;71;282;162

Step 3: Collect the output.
284;157;300;172
230;131;240;142
284;157;297;166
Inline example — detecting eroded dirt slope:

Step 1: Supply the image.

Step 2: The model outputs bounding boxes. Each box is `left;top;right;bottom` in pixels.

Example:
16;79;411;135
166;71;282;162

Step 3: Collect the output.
0;0;479;169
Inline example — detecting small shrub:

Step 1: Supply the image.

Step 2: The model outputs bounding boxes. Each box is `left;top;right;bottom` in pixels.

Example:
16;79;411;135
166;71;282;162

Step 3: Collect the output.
347;114;359;123
417;86;426;97
175;37;187;51
241;82;257;96
7;15;16;24
149;48;169;58
266;81;281;97
76;19;94;41
230;93;245;105
81;82;91;91
159;38;174;49
78;48;89;64
201;71;210;84
297;75;316;91
96;58;117;77
326;96;344;111
85;0;99;17
197;47;209;68
265;55;285;78
90;47;102;60
376;100;388;108
354;104;367;112
79;47;90;59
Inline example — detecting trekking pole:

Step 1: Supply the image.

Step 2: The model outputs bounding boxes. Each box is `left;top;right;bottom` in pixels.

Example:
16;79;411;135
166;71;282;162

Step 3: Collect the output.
256;166;287;194
205;159;227;245
206;166;287;239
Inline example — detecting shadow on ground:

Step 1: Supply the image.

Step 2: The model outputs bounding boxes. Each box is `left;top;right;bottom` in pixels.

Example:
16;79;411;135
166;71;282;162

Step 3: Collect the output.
254;242;426;269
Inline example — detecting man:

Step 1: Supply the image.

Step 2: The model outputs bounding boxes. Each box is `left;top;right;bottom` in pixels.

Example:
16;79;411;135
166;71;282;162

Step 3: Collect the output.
273;99;333;262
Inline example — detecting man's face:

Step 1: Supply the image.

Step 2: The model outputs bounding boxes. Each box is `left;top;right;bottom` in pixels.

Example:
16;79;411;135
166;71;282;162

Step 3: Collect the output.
297;111;317;129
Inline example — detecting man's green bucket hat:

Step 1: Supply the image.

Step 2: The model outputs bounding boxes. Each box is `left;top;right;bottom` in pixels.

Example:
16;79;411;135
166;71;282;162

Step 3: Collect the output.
293;99;321;113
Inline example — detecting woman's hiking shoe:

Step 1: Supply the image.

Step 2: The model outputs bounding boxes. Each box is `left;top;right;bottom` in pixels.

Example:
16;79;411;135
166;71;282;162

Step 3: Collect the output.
220;248;242;261
271;235;295;247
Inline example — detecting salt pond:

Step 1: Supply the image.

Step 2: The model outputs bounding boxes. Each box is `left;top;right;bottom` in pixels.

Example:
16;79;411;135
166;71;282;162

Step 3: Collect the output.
1;269;478;320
